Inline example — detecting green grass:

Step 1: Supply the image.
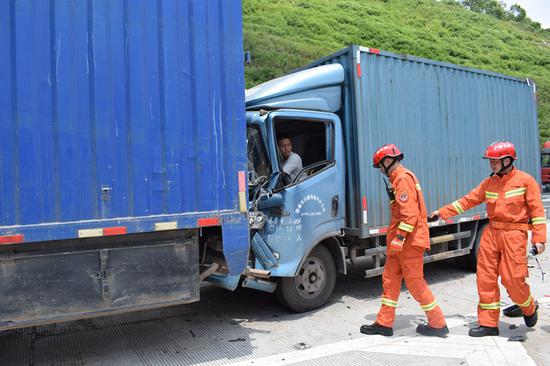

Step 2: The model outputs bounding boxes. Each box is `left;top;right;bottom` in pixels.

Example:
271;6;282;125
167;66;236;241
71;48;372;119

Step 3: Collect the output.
243;0;550;142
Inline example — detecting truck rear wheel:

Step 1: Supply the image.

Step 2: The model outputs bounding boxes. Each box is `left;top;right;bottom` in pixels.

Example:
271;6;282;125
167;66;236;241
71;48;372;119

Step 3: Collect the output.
276;245;336;312
456;222;487;271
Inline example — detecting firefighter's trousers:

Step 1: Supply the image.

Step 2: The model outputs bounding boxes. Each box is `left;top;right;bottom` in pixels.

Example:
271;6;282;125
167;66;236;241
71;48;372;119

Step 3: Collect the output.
376;245;446;328
477;226;536;327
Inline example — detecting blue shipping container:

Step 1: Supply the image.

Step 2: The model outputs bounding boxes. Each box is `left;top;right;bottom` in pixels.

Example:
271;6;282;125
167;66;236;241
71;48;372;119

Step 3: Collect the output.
0;0;247;244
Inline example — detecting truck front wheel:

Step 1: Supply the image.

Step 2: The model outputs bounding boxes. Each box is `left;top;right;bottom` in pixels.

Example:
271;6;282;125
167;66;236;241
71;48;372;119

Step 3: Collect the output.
276;245;336;312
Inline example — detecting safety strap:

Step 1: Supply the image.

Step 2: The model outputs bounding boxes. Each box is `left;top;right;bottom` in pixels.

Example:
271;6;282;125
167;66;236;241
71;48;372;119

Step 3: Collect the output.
489;159;514;177
490;221;531;231
382;157;398;176
498;159;514;176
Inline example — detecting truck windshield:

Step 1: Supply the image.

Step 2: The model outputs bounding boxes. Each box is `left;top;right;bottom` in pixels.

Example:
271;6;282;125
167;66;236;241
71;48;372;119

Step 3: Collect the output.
247;126;271;183
542;152;550;168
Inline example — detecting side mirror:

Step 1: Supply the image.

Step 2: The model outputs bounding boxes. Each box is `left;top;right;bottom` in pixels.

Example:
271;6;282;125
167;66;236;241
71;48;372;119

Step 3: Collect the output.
281;172;291;186
270;171;290;193
257;193;283;211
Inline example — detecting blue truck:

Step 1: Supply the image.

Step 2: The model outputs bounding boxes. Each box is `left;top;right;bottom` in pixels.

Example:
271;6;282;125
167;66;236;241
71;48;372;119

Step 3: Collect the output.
243;46;540;311
0;2;541;328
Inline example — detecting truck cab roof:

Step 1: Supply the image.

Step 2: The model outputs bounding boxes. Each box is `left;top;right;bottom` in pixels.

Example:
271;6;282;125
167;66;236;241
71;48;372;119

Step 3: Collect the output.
245;63;344;113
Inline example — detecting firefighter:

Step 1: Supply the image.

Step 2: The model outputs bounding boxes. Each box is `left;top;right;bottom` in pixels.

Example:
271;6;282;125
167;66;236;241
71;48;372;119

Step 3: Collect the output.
361;144;449;337
430;141;546;337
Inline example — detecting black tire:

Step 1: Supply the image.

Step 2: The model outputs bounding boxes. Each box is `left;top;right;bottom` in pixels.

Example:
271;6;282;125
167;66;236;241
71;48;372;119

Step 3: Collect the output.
276;245;336;312
456;222;487;271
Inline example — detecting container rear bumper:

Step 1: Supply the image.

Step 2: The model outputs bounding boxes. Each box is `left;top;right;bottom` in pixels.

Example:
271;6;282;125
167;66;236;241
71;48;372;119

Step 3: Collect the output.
0;230;199;331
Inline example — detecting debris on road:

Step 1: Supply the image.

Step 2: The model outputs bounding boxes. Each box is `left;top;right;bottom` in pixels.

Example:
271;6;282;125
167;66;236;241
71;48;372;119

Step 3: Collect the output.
228;337;246;342
293;342;311;350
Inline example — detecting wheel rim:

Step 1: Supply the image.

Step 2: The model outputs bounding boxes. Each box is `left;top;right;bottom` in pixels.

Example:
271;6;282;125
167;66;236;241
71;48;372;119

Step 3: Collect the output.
294;256;326;299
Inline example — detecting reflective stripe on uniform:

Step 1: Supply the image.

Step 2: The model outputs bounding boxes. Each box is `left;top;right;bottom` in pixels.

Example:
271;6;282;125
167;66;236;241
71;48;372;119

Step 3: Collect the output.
390;239;403;248
505;187;526;199
421;300;438;312
381;298;398;307
479;302;500;310
398;222;414;232
452;200;464;214
415;183;421;191
532;217;546;225
514;295;533;308
485;191;498;199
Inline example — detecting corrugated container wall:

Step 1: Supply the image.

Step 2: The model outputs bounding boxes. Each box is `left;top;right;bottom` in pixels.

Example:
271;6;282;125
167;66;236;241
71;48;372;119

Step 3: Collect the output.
308;46;540;233
0;1;246;229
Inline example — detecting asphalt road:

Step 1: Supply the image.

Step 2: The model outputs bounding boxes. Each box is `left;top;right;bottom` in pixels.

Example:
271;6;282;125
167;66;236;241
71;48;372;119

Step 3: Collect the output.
1;242;549;365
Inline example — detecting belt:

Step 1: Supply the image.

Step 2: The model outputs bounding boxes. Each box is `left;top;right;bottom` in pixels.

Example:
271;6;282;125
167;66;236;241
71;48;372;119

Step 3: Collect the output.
490;221;532;231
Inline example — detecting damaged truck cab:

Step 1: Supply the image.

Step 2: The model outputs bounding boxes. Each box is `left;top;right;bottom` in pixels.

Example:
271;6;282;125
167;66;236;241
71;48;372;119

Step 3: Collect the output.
244;65;347;311
204;64;349;312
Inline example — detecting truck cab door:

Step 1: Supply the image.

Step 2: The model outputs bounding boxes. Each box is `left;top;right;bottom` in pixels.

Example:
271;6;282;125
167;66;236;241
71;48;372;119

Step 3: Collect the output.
259;110;345;277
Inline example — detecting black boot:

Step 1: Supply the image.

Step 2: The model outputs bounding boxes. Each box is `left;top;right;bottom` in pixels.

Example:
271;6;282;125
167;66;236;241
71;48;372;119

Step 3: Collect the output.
468;325;499;337
360;322;393;336
502;304;522;318
503;303;538;318
524;308;538;328
416;324;449;337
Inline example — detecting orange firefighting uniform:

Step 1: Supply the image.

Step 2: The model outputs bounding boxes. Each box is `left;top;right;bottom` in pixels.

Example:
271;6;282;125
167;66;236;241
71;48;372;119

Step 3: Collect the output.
376;165;446;328
438;167;546;327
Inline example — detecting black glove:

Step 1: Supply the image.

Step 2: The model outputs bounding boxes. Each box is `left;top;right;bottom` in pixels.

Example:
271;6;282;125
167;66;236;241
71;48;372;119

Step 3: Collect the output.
427;214;439;223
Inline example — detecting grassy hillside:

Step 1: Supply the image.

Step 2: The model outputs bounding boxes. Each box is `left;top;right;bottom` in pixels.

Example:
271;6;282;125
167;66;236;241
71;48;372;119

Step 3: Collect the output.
242;0;550;142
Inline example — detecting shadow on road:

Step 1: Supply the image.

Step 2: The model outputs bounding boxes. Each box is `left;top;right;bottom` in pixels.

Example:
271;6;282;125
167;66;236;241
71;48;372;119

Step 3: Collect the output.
331;256;472;303
0;257;474;366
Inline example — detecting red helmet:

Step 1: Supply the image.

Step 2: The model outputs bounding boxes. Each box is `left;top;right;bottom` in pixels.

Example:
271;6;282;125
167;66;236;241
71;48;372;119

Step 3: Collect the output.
372;144;404;167
483;141;517;160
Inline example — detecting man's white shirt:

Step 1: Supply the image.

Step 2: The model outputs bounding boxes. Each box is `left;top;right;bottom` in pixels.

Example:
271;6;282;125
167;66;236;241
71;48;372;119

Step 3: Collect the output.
282;152;303;181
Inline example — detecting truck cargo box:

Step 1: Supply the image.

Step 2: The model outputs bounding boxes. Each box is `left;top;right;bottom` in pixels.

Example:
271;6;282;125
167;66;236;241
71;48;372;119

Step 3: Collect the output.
0;0;248;330
0;0;247;246
303;46;540;236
